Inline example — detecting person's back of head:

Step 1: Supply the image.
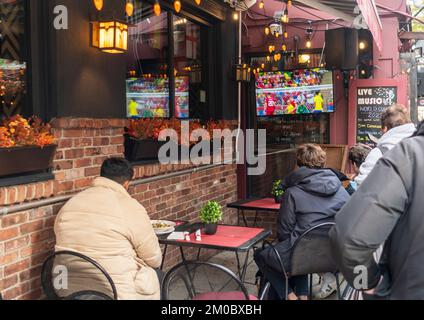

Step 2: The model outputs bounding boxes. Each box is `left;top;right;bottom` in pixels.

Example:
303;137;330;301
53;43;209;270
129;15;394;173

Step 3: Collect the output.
297;144;327;169
349;143;372;173
381;104;411;132
100;158;134;189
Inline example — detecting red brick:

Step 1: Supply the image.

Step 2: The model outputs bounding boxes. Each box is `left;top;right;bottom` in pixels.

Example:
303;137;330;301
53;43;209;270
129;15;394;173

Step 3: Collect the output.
2;286;22;300
73;138;93;147
31;251;52;267
64;148;85;160
0;227;19;241
44;216;56;228
74;178;93;189
0;188;7;205
16;185;27;204
110;136;123;145
74;158;92;168
1;212;28;228
54;160;73;171
57;181;74;193
7;187;17;205
29;207;52;221
2;274;19;291
84;167;100;177
19;289;42;300
63;129;84;138
34;184;44;199
20;241;54;258
44;182;54;197
85;147;101;156
30;229;54;244
93;137;110;146
20;221;45;235
4;236;30;252
0;252;19;266
54;150;64;161
4;259;30;276
58;138;73;149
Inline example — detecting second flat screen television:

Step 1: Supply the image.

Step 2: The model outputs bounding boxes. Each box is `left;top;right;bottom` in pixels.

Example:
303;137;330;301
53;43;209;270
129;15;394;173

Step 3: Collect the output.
255;69;334;116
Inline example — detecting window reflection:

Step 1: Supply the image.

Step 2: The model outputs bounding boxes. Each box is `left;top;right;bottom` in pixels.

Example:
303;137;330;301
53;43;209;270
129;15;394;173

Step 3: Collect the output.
126;5;169;118
0;0;28;118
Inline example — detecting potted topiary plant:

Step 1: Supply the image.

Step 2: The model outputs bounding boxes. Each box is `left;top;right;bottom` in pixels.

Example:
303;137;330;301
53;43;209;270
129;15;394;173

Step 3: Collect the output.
271;179;285;203
199;201;223;235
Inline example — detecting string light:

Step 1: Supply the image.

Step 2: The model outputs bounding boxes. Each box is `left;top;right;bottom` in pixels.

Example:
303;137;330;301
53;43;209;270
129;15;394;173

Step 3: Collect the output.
259;0;265;9
284;30;288;39
266;55;271;62
265;26;270;35
306;39;312;48
153;1;161;16
282;8;289;23
174;0;182;13
126;1;134;16
359;41;366;50
195;0;201;5
282;44;287;51
93;0;104;11
287;0;292;7
275;31;279;38
233;12;239;20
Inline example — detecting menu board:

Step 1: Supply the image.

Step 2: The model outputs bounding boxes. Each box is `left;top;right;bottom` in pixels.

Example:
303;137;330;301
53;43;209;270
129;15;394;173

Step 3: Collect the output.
356;86;397;144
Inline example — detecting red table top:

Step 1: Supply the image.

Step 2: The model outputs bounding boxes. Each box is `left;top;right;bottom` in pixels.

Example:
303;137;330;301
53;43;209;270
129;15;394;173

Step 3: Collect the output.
179;225;265;249
241;198;281;211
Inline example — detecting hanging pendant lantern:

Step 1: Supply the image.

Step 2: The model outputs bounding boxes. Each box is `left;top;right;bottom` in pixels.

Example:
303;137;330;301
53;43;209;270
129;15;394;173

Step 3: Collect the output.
93;0;104;11
154;1;161;16
126;1;134;17
174;0;182;13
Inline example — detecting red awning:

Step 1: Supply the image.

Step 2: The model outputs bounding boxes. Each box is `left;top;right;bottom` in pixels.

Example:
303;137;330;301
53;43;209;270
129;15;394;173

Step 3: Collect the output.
357;0;383;52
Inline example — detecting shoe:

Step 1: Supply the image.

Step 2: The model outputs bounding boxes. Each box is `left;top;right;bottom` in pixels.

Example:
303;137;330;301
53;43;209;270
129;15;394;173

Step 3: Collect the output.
313;273;337;299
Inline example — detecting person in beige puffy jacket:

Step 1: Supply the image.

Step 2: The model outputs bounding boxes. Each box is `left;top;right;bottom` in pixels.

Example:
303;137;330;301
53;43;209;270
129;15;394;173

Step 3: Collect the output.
54;158;162;300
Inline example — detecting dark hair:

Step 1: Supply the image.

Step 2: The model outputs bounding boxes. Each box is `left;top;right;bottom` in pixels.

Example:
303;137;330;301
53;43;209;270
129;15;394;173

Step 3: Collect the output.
381;104;411;130
297;144;327;169
349;144;372;167
100;158;134;185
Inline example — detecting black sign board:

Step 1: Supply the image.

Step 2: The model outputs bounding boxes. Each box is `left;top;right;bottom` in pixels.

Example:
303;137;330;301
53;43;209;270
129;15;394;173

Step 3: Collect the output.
356;86;398;144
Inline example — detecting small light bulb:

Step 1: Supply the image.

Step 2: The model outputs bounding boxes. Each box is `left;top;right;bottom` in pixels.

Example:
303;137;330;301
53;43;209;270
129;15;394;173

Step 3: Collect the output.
233;12;239;20
284;31;288;39
174;0;181;13
266;55;271;61
359;41;366;50
261;63;265;69
275;32;279;38
282;44;287;51
306;40;312;49
265;27;270;35
259;1;265;9
153;2;161;16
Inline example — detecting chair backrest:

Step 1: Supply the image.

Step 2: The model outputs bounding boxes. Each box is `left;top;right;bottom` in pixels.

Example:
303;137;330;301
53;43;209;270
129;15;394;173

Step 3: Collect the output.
319;144;348;173
41;250;118;300
290;222;337;276
161;261;252;300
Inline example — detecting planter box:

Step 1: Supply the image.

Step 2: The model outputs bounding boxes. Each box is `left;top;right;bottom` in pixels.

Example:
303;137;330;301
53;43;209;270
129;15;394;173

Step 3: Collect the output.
124;136;224;162
125;136;169;161
0;145;57;177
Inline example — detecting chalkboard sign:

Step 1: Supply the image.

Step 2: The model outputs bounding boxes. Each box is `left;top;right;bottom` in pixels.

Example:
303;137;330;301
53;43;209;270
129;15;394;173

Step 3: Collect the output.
356;86;397;144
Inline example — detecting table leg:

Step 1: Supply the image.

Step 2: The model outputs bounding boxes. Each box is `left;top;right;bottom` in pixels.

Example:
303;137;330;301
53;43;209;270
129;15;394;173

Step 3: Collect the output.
242;210;248;227
160;244;168;270
253;211;259;227
240;250;250;283
196;248;202;260
179;246;187;262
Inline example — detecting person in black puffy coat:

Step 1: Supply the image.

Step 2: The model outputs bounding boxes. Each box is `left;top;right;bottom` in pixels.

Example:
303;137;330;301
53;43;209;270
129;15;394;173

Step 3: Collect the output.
330;121;424;300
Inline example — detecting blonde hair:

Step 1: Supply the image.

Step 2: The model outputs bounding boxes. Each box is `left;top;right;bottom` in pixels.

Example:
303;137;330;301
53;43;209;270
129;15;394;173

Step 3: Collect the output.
297;144;327;169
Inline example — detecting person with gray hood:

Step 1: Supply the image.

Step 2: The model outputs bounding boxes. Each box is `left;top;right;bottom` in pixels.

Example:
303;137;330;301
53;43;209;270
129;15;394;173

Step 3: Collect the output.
355;104;416;186
330;121;424;299
255;144;350;300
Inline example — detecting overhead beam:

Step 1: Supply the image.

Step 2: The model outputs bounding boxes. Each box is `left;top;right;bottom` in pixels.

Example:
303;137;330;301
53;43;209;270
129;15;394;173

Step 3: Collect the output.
399;32;424;40
294;0;356;23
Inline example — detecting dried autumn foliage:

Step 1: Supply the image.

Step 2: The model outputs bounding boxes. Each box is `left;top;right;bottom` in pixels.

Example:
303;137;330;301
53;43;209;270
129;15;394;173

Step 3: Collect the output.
126;118;231;146
0;115;55;148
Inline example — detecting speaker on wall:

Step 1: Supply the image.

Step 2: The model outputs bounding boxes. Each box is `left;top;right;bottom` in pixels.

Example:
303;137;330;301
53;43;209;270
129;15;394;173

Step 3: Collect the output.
325;28;359;70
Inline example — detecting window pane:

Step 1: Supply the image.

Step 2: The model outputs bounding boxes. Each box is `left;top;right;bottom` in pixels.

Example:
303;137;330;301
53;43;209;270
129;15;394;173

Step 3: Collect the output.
173;16;205;119
0;0;29;118
126;4;169;118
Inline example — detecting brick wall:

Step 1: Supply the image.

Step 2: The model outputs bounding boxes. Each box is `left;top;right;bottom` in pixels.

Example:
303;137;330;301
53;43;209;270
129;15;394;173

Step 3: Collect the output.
0;118;238;299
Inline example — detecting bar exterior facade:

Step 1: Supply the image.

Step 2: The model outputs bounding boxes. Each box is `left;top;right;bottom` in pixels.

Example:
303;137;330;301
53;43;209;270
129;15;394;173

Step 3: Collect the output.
0;0;239;299
0;0;416;300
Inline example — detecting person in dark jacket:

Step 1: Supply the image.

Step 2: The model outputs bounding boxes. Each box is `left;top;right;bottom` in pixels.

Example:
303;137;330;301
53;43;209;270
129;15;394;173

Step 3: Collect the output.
255;144;350;300
330;121;424;300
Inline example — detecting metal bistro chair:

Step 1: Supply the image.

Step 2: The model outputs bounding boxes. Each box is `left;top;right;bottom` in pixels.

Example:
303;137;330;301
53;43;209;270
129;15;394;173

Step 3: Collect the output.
161;261;258;300
259;222;342;300
41;250;118;300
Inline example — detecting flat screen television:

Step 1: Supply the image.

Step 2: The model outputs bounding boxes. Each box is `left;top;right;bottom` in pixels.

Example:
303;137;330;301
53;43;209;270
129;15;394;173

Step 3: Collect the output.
255;69;335;116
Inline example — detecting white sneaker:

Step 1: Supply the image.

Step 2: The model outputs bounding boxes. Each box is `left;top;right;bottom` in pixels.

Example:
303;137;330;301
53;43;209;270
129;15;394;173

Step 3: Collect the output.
313;273;337;299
